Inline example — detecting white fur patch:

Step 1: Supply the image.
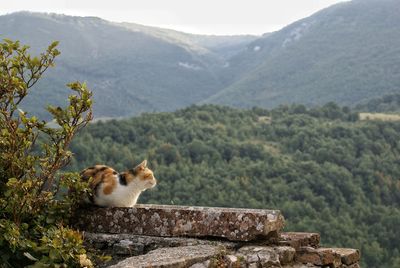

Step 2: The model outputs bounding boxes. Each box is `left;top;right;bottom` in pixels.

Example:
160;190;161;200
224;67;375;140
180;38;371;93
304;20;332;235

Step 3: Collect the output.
93;174;156;207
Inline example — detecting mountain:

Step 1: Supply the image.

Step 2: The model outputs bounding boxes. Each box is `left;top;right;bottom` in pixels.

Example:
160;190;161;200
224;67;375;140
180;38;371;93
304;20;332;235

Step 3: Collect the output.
117;22;258;60
0;12;256;118
2;0;400;118
205;0;400;108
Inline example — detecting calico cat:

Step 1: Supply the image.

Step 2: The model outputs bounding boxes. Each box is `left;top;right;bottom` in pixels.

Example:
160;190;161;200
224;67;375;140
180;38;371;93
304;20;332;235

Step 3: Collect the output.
80;160;156;207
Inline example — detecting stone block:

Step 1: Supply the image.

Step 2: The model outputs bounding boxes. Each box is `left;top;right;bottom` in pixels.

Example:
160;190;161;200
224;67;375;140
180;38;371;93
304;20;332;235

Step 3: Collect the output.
189;260;210;268
83;232;236;253
279;232;320;249
224;255;239;267
331;248;360;265
74;204;284;241
112;239;144;255
108;245;222;268
237;246;281;267
296;247;341;267
275;246;296;265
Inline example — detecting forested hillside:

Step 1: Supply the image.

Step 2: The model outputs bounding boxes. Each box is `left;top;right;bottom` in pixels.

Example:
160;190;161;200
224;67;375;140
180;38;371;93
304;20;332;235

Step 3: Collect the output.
69;104;400;268
356;93;400;113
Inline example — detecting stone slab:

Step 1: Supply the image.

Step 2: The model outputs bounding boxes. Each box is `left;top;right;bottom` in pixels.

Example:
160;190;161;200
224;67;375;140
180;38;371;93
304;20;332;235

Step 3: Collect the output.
275;246;296;265
74;204;284;241
108;245;222;268
296;247;341;267
237;246;281;266
279;232;320;249
83;232;237;256
237;245;297;267
331;248;360;265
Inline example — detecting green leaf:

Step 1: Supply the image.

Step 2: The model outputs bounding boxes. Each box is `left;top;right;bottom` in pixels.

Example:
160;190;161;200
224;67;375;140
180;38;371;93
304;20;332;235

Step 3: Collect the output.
49;248;60;261
24;252;39;261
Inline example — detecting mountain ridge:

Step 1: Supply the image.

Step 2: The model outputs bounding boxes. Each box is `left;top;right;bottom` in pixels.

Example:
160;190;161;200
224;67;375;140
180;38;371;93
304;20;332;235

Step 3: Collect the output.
206;0;400;108
1;0;400;118
0;11;256;118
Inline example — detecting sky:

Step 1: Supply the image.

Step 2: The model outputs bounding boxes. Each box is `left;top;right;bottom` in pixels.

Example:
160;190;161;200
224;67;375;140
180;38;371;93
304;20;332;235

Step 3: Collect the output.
1;0;350;35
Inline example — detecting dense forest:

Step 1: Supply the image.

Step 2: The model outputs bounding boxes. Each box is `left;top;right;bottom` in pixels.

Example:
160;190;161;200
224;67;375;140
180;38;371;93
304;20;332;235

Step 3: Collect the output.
68;104;400;268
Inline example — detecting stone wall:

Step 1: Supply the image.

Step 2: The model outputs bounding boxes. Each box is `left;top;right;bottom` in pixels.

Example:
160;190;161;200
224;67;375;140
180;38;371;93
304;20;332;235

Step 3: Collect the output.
74;205;360;267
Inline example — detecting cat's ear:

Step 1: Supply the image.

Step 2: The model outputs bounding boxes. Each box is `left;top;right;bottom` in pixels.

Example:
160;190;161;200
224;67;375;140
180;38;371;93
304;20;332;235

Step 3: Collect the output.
135;160;147;171
140;160;147;168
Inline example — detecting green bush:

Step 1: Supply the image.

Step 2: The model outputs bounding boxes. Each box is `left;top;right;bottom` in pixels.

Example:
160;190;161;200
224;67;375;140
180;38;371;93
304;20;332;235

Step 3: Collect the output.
0;39;93;267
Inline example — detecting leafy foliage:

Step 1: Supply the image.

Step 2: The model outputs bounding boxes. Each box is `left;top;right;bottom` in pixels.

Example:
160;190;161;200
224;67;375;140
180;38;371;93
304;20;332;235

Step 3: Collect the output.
69;104;400;268
0;39;92;267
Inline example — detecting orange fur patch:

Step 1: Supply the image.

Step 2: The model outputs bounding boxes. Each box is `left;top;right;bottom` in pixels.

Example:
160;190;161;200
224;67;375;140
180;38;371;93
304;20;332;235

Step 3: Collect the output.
101;169;117;195
80;165;118;195
140;170;154;181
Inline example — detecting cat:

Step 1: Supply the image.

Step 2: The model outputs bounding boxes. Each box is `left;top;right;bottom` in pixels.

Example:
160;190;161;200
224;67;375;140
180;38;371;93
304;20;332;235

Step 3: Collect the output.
80;160;156;207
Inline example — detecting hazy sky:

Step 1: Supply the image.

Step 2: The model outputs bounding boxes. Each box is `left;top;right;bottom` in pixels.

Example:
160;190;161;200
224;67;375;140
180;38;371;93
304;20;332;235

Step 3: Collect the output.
2;0;350;35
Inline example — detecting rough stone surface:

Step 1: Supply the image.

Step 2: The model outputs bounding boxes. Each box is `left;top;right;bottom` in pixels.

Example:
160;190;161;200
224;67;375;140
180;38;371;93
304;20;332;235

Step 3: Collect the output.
342;263;360;268
85;232;361;268
189;261;210;268
296;247;341;267
84;232;236;254
112;239;144;255
108;245;222;268
78;207;361;268
279;232;320;250
331;248;360;265
75;204;285;241
275;246;296;265
224;255;239;266
237;246;281;267
282;264;319;268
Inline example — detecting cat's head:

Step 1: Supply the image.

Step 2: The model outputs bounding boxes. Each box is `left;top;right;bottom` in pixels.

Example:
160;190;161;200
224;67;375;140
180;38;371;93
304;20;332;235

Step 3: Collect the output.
128;160;157;190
